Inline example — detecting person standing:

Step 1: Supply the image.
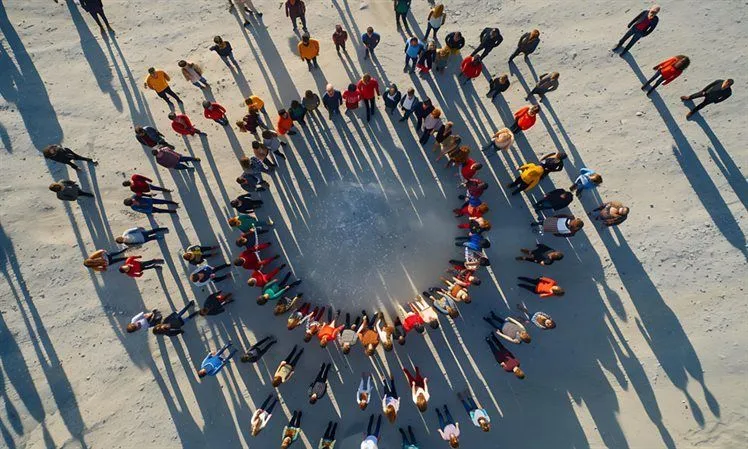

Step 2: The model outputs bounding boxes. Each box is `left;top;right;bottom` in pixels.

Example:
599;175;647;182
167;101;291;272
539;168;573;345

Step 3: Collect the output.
308;362;331;404
144;68;182;106
298;34;320;70
641;55;690;96
126;309;162;333
119;255;164;277
531;214;584;237
250;394;277;437
289;100;308;127
434;46;451;73
404;36;425;73
589;201;630;227
516;276;564;297
526;72;560;101
122;174;171;197
210;36;240;69
49;180;93;202
285;0;307;32
197;342;238;378
182;244;219;265
420;108;442;145
361;415;382;449
275;109;297;139
83;248;128;272
533;188;573;213
190;263;232;285
517;302;556;330
505;161;544;195
516;243;563;266
435;405;460;448
416;41;437;74
613;5;660;56
178;60;208;89
135;126;174;149
202;101;229;126
318;421;338;449
323;84;343;119
241;336;277;363
570;167;602;197
238;110;268;139
272;345;304;387
487;334;525;378
398;88;420;122
459;55;483;84
362;27;381;60
444;31;465;54
508;29;540;63
357;74;380;122
538;151;567;177
482;127;513;154
80;0;114;34
432;121;453;152
169;112;207;136
424;4;446;41
43;144;98;170
383;83;402;115
152;146;199;171
412;97;435;130
302;90;321;115
262;130;288;160
457;391;491;432
233;0;262;26
471;27;503;59
281;411;303;448
486;74;510;99
332;25;348;55
245;95;267;114
394;0;412;31
199;291;234;316
509;105;539;133
681;79;734;118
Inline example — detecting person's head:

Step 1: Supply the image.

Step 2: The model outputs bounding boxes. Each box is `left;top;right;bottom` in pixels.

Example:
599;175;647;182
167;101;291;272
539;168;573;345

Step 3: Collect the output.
183;253;196;263
281;437;291;449
409;36;419;46
433;4;444;16
152;324;168;335
478;417;491;432
147;67;156;75
115;236;126;245
449;435;459;448
362;73;371;83
723;79;734;89
347;83;356;92
236;176;247;186
342;342;351;354
414;322;425;334
388;83;397;94
427;41;436;51
365;344;376;356
519;331;532;344
123;198;134;206
438;46;451;57
335;24;343;33
126;322;140;333
385;405;397;422
227;217;240;227
197;368;208;378
199;308;210;317
569;218;584;232
551;286;565;296
490;29;499;38
325;83;334;94
232;256;246;267
309;394;318;404
407;87;415;97
447;307;460;319
213;36;223;45
428;319;440;330
42;144;58;156
301;33;310;43
589;173;603;185
543;318;556;329
278;109;288;118
366;26;374;35
648;5;660;17
513;366;526;379
529;105;540;115
617;207;630;217
239;155;251;170
498;74;509;85
397;334;406;345
272;376;283;387
190;273;201;283
674;55;690;71
444;121;454;130
530;29;540;39
319;336;330;348
304;90;315;100
178;60;187;67
550;72;560;80
236;236;248;247
257;294;269;305
431;108;442;118
119;265;131;273
549;251;564;261
48;183;62;192
241;353;252;363
558;152;568;160
291;100;302;110
167;112;177;120
122;180;134;188
479;256;490;266
273;302;288;316
416;394;428;412
358;394;369;410
135;126;145;135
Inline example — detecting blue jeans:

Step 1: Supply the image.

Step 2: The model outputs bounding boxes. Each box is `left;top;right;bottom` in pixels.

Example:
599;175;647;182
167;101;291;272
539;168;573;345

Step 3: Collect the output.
404;55;418;72
617;28;643;54
192;77;208;87
220;53;238;67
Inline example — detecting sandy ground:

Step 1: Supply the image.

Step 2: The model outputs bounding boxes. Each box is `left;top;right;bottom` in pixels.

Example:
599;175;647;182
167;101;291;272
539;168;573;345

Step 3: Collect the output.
1;0;747;448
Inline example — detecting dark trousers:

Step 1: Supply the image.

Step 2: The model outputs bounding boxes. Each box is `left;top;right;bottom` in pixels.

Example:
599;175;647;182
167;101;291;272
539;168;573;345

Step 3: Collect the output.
291;15;307;30
509;121;522;134
470;44;495;59
459;394;478;413
616;28;643;54
259;394;278;413
382;376;398;398
213;117;229;126
395;12;408;29
315;363;331;383
367;414;382;438
220;53;239;68
289;410;302;427
107;247;128;265
61;151;95;170
335;42;346;53
156;87;181;104
323;421;338;440
507;177;529;195
517;276;540;293
436;405;455;429
399;426;417;446
304;57;318;69
404;55;418;72
284;345;304;366
208;263;231;283
88;9;111;29
424;24;440;41
533;198;555;212
685;92;712;114
508;47;525;62
363;98;375;121
643;71;665;94
248;336;276;358
419;128;434;144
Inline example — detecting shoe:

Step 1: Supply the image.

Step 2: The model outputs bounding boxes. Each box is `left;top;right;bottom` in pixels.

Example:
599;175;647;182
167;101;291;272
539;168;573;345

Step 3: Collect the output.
194;157;202;162
267;218;274;226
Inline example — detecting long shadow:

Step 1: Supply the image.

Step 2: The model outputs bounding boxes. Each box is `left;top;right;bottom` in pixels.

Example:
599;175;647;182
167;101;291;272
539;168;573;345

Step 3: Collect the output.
0;2;63;148
623;54;747;260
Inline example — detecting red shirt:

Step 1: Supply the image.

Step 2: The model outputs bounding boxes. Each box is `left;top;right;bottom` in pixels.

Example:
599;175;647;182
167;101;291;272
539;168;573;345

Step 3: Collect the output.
239;250;262;270
460;57;482;79
514;106;536;131
123;256;143;278
461;159;479;179
656;57;682;84
277;115;294;135
357;78;380;100
317;324;344;342
250;269;273;287
634;17;652;32
536;277;557;297
343;89;360;109
129;174;152;194
402;314;425;332
203;103;226;120
171;115;194;135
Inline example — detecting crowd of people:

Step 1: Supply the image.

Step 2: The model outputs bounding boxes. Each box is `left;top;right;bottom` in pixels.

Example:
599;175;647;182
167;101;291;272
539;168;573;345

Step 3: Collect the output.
41;1;733;448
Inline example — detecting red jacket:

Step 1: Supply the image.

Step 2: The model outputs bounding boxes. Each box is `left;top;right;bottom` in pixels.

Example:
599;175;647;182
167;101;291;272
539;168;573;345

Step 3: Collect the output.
514;106;536;131
357;78;380;100
129;174;152;195
656;57;683;84
460;57;482;79
203;103;227;120
277;115;294;135
343;89;360;109
250;269;273;287
171;115;195;135
239;250;262;270
402;313;425;332
461;159;480;179
123;256;143;278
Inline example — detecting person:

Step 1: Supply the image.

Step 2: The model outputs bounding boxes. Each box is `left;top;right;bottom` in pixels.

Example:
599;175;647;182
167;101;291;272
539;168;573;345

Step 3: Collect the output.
285;0;307;32
642;55;690;96
135;126;174;149
318;421;338;449
237;111;268;140
317;311;344;347
250;394;277;437
126;309;162;333
274;292;302;316
424;4;446;41
362;27;381;60
432;121;453;153
423;289;459;318
83;248;128;272
533;190;572;215
245;95;266;114
198;291;234;316
298;34;320;70
570;167;602;197
115;226;168;247
308;362;331;404
178;60;208;89
509;29;540;63
124;196;179;214
203;101;228;126
323;84;343;119
332;24;348;55
231;192;264;214
403;366;429;412
357;372;373;410
532;214;584;237
240;336;277;363
210;36;239;69
399;304;426;334
416;41;437;74
459;55;482;84
394;0;412;30
238;156;271;192
471;27;503;59
410;296;440;329
144;68;182;106
301;306;326;341
254;139;279;170
262;130;288;160
486;74;510;99
444;31;465;54
373;314;395;351
460;159;482;182
357;312;380;356
235;238;277;269
399;88;420;122
613;5;660;56
233;0;262;26
538;151;567;176
257;273;302;305
277;109;298;137
247;262;286;288
183;244;219;266
484;311;531;344
420;108;442;145
152;301;197;336
456;391;490;432
517;302;556;330
49;180;93;202
281;410;302;448
487;334;524;378
197;342;237;378
382;83;402;115
123;174;171;197
589;201;630;226
509;105;539;133
434;46;451;73
412;97;434;130
273;345;304;387
79;0;115;33
191;263;232;286
119;255;164;277
338;313;361;354
169;112;206;137
527;72;560;101
399;426;419;449
381;374;400;421
361;414;382;449
435;405;460;448
516;243;563;266
228;213;273;234
517;276;564;298
302;90;321;114
358;74;380;122
43;144;98;170
681;79;734;118
289;100;308;127
152;146;199;171
506;162;544;195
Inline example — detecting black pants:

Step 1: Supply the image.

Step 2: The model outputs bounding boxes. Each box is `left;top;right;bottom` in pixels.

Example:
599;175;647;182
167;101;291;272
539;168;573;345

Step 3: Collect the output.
291;15;307;30
88;9;111;29
507;177;529;195
517;276;540;293
643;71;665;94
487;334;508;363
399;426;417;446
156;87;181;104
363;98;375;121
61;151;95;170
367;414;382;438
284;345;304;366
616;28;643;54
247;336;276;360
533;198;557;212
382;376;398;398
304;57;318;69
335;42;346;53
141;259;164;271
107;247;128;265
314;363;331;383
470;44;495;59
259;394;278;413
509;121;522;134
419;128;435;144
323;421;338;440
395;12;408;29
288;410;302;427
685;92;713;114
508;48;525;62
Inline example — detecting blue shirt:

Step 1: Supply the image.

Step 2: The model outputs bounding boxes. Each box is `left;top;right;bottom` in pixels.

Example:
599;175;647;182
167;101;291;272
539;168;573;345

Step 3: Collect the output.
575;168;597;190
362;32;381;49
405;40;425;58
201;353;226;376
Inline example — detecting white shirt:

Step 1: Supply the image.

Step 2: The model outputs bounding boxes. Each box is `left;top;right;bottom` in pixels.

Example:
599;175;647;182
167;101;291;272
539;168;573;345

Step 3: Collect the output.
382;395;400;412
361;436;378;449
357;377;372;403
438;423;460;440
401;95;417;110
184;66;202;82
556;218;570;234
428;14;445;29
412;385;429;403
130;312;149;330
122;227;146;245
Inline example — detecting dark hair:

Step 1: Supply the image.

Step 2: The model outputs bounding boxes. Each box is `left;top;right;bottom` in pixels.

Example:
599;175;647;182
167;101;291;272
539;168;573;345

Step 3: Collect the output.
347;83;356;92
252;141;260;149
278;109;287;116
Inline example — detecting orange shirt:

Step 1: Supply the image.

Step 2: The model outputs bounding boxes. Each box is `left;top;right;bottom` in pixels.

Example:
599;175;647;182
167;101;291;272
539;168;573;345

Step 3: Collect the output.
536;277;557;297
656;57;682;84
318;324;343;342
514;106;536;131
277;115;294;135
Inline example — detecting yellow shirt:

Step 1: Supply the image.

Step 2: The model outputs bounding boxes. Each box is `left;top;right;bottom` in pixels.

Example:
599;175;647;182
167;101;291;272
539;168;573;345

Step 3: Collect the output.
297;40;320;59
519;163;545;190
247;95;264;111
145;71;170;92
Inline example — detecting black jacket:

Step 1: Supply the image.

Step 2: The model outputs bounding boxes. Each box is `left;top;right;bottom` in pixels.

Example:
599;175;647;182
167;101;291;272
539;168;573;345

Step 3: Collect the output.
703;80;732;103
628;10;659;36
516;32;540;54
445;32;465;50
479;27;503;48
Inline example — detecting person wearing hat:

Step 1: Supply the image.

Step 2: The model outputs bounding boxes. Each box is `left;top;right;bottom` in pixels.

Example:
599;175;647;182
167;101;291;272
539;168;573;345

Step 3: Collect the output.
298;34;320;70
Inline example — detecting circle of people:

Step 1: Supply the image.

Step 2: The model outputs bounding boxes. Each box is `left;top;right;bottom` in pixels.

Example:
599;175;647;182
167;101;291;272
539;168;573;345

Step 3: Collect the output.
46;2;734;449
